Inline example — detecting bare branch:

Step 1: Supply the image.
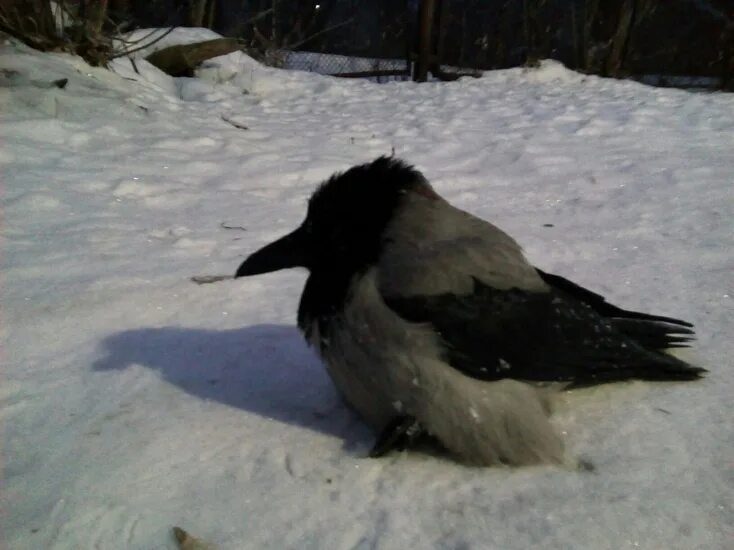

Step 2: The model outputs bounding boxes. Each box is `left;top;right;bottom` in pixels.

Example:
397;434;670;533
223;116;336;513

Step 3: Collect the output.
111;26;177;59
247;8;274;26
116;27;170;47
251;24;273;50
287;17;354;50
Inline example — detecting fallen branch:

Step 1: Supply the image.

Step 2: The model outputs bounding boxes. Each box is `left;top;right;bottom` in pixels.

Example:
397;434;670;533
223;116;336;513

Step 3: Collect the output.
145;37;242;77
331;69;409;79
430;65;482;81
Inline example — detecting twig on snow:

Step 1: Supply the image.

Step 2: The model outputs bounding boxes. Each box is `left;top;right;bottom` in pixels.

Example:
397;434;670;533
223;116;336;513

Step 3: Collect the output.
191;275;234;285
172;526;218;549
220;221;247;231
221;115;249;130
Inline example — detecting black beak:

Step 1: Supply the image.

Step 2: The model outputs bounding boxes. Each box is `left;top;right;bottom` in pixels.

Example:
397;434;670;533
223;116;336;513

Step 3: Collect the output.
235;226;309;277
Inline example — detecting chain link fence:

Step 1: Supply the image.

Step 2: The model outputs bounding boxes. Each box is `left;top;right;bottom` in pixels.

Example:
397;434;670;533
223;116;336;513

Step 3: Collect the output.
283;51;410;81
236;0;415;81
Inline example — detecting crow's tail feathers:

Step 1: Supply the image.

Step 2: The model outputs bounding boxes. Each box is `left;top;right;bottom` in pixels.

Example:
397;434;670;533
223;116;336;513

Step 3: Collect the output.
611;317;695;352
536;268;698;352
566;348;707;389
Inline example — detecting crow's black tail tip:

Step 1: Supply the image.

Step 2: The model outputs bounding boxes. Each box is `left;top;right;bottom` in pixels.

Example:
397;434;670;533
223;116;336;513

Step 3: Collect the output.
659;364;708;381
566;362;707;390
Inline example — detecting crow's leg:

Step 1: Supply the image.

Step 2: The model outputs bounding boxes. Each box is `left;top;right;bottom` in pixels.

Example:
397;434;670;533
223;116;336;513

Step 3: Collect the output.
369;415;423;458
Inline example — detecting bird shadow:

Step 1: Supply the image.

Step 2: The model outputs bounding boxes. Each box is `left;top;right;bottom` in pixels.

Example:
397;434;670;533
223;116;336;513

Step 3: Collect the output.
92;324;372;454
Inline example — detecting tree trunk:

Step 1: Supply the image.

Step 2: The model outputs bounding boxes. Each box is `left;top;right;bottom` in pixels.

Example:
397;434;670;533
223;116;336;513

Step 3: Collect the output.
0;0;56;39
432;0;448;73
189;0;208;27
205;0;216;30
415;0;437;82
87;0;109;35
582;0;600;71
606;0;636;77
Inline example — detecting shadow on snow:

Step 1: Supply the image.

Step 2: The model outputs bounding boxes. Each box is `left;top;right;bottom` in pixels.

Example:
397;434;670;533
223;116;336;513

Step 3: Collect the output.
92;323;371;453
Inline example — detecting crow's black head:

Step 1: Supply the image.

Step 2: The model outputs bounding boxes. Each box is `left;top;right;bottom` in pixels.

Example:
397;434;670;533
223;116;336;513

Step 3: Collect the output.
236;157;431;277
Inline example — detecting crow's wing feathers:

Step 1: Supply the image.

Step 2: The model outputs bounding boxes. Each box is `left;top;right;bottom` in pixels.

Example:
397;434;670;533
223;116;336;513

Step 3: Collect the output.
535;269;695;351
384;278;703;386
378;192;703;386
536;269;693;327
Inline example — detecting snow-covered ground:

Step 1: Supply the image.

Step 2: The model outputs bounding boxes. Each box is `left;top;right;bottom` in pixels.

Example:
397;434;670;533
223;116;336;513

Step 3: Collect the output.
2;29;733;550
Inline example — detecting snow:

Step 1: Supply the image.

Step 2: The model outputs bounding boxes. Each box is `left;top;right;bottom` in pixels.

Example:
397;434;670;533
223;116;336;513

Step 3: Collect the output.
2;30;733;550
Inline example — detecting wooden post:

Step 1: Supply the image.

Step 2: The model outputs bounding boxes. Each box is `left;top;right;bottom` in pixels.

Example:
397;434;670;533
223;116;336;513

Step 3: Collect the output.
415;0;436;82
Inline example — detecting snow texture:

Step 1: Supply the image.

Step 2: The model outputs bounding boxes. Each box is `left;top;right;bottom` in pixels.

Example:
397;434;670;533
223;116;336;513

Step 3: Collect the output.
2;28;733;550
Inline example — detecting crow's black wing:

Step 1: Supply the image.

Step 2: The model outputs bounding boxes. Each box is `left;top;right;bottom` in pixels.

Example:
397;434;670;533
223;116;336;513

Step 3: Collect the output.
536;269;695;351
383;278;705;387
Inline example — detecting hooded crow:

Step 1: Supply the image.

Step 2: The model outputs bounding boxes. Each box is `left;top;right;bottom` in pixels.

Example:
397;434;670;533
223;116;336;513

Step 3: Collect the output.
235;157;704;466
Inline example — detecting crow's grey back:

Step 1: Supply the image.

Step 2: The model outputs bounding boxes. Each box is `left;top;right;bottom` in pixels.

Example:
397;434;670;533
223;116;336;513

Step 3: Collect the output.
378;193;548;297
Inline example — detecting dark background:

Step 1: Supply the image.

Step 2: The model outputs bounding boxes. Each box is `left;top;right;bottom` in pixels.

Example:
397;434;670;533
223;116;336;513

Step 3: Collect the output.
33;0;734;89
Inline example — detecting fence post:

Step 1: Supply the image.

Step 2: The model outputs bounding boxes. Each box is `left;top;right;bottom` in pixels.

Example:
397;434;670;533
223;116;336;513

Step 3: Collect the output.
415;0;437;82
